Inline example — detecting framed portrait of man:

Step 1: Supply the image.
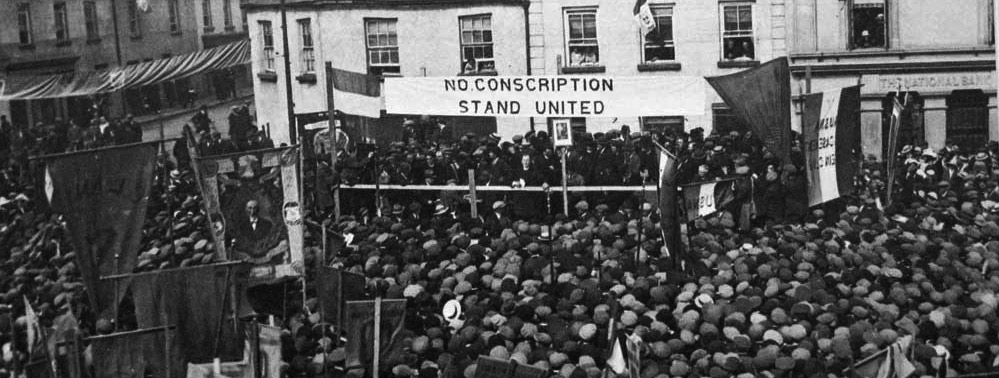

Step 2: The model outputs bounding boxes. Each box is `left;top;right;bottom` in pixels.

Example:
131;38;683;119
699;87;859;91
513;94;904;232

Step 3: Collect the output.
553;118;573;147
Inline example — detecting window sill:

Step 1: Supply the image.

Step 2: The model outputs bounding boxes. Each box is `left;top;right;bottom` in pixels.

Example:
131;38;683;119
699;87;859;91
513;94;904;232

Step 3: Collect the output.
130;34;142;40
224;25;235;32
458;71;499;76
203;27;215;33
55;40;72;47
717;60;760;68
257;71;278;82
18;44;35;51
561;65;606;74
296;73;317;84
86;38;102;45
637;62;682;72
171;31;182;36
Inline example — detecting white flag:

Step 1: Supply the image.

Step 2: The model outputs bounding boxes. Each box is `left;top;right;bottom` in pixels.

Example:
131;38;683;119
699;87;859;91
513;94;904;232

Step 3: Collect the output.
136;0;150;12
634;0;657;36
44;166;54;204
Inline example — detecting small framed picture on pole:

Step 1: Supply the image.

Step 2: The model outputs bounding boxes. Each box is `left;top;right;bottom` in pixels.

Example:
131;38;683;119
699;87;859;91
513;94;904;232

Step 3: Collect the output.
553;118;573;147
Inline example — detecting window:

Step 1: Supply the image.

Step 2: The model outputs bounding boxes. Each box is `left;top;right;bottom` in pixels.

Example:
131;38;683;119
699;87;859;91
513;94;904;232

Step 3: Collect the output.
54;2;70;42
642;6;675;62
242;9;248;32
260;21;275;71
299;19;315;73
16;3;32;45
128;0;141;37
223;0;233;29
641;116;684;135
989;0;995;45
202;0;214;31
168;0;181;34
945;90;988;151
565;9;599;66
850;0;887;49
460;15;495;73
84;1;99;40
365;19;400;76
721;4;754;60
712;106;749;136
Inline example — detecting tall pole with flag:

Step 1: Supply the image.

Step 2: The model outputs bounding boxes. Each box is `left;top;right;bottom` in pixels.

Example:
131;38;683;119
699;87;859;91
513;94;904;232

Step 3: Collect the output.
655;142;683;270
884;88;909;209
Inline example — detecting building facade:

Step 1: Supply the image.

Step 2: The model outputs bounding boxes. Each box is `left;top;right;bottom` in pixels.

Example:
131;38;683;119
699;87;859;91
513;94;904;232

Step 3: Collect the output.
527;0;789;136
245;0;529;145
0;0;208;127
199;0;253;98
788;0;997;159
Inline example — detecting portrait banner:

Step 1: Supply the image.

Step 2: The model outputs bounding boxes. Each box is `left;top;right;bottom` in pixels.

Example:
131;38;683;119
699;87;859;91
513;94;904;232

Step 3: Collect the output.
197;146;304;280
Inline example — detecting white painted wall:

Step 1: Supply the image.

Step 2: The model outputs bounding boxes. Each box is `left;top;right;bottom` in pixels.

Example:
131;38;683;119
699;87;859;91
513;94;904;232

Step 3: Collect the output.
248;4;529;144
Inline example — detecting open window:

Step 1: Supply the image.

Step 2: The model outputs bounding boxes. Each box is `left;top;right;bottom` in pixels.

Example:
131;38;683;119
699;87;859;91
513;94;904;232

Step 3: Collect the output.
850;0;887;49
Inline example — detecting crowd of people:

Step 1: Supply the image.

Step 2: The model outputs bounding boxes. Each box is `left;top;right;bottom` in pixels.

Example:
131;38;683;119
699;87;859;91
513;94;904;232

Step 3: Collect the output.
0;107;997;378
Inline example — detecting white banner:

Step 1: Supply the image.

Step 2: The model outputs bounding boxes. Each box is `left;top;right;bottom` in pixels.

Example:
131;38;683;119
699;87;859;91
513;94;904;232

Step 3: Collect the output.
816;88;842;206
384;76;705;117
696;182;717;218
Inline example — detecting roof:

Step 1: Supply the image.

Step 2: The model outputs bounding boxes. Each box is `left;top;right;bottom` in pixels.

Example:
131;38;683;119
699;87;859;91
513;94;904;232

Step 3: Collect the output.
242;0;528;9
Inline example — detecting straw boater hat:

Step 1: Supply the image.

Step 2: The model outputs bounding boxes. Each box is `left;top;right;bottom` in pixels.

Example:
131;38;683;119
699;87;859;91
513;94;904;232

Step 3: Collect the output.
434;204;450;216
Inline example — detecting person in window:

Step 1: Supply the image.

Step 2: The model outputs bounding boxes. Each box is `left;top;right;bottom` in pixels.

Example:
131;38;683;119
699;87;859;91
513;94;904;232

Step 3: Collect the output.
858;30;872;48
463;58;476;74
724;40;738;60
570;50;585;66
737;41;754;60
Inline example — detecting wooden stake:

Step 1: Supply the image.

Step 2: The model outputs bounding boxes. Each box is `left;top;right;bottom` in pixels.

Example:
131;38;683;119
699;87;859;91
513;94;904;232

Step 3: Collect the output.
373;297;382;378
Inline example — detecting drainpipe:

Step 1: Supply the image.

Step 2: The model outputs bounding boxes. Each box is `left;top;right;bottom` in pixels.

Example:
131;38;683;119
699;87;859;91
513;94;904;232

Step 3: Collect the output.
523;1;535;132
281;0;297;141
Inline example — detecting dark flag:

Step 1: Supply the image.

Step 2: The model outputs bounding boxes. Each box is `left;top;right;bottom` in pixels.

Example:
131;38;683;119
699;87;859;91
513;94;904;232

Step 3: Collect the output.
682;179;737;221
801;85;862;207
317;267;367;325
344;299;409;372
884;92;909;208
706;57;792;163
657;149;682;260
42;142;158;320
131;263;249;365
329;67;382;118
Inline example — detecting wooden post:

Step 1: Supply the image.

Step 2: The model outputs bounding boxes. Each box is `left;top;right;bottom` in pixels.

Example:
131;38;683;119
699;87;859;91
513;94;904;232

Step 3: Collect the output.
321;226;328;267
560;148;569;216
468;169;478;219
373;297;382;378
162;306;172;378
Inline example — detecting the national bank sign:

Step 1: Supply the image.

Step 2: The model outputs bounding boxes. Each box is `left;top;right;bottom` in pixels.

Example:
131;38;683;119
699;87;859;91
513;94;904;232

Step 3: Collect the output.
384;76;706;117
861;72;997;94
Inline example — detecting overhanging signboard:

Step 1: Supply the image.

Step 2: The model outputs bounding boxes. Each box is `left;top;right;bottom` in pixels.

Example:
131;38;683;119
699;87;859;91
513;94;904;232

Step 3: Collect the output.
384;76;705;117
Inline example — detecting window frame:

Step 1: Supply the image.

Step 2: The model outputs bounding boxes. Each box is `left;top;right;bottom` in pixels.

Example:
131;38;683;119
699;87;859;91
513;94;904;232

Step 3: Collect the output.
16;3;33;46
459;14;495;73
641;5;676;63
641;116;685;135
298;18;315;73
128;0;141;38
563;8;600;67
168;0;181;35
364;18;401;76
84;1;100;41
202;0;214;31
54;2;70;43
847;0;889;50
223;0;234;29
260;21;275;71
720;3;755;61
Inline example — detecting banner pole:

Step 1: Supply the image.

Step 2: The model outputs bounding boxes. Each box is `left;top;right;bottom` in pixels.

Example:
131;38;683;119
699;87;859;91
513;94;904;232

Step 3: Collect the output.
561;148;569;217
326;62;342;220
373;296;382;378
468;169;478;219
